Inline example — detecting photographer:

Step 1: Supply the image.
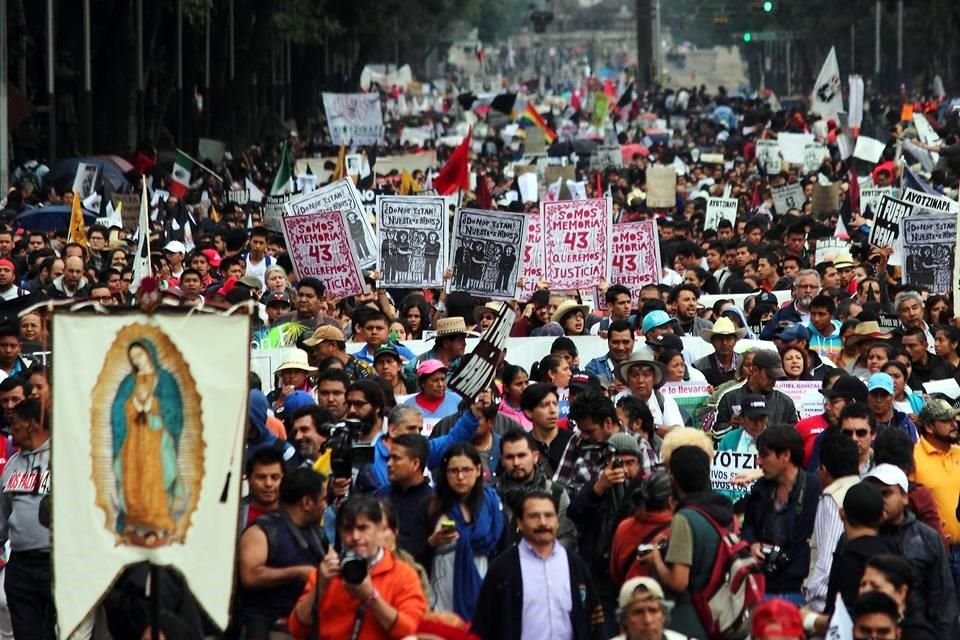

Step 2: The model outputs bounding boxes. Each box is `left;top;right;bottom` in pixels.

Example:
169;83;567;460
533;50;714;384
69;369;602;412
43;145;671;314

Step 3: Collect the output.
742;426;822;605
288;496;427;640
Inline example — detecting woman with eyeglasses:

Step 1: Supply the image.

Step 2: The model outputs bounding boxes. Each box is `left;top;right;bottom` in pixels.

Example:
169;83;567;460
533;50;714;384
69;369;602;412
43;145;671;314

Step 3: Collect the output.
422;443;504;621
857;554;936;640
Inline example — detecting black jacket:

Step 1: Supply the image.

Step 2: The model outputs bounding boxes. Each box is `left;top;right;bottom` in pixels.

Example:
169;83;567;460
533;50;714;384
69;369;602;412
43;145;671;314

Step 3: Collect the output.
826;534;902;612
374;480;433;558
472;543;606;640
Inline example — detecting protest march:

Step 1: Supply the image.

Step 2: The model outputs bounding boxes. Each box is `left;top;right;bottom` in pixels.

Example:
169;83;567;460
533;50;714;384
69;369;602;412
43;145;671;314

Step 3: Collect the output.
5;3;960;640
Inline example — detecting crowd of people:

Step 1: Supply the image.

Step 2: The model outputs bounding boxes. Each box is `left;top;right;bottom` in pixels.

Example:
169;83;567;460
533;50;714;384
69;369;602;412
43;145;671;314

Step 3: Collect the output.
0;76;960;640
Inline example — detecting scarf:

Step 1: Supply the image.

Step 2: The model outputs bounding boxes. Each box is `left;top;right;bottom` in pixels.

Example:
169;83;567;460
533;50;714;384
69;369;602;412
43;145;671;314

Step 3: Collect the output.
450;486;504;620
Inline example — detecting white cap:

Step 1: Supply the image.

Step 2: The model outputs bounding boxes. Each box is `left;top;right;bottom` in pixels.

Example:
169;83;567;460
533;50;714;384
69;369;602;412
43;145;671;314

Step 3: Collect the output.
163;240;186;254
865;463;908;493
618;577;665;609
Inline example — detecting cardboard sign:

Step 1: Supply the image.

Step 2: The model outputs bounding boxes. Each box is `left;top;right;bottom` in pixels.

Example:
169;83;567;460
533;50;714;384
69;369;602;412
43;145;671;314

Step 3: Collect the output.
902;214;956;294
284;179;378;269
450;208;528;299
375;195;447;288
771;183;806;215
322;92;384;146
756;140;782;175
811;181;840;215
541;198;612;290
646;166;676;208
448;305;516;402
803;142;830;174
591;146;624;170
197;138;226;165
525;127;546;154
281;211;366;298
774;380;824;419
111;193;142;231
704;197;738;231
814;238;852;265
869;195;912;248
544;165;576;186
610;220;661;307
520;212;544;300
711;450;758;501
860;187;893;217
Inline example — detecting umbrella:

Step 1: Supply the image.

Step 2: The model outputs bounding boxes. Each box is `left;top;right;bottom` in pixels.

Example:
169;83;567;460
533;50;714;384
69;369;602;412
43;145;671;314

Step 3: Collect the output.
15;205;97;232
47;157;131;193
91;155;135;174
547;139;599;157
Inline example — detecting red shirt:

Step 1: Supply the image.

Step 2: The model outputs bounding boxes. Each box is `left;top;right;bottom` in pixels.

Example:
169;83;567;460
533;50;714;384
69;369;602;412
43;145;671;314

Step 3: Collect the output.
795;414;829;468
246;504;269;526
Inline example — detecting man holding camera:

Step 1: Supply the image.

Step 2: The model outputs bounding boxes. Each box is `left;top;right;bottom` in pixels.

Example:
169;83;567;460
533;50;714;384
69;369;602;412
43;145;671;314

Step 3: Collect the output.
288;495;427;640
742;426;821;605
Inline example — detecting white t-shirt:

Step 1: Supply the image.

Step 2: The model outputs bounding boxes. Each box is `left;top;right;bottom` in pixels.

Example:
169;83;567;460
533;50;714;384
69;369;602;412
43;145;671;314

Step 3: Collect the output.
245;255;268;289
614;389;684;428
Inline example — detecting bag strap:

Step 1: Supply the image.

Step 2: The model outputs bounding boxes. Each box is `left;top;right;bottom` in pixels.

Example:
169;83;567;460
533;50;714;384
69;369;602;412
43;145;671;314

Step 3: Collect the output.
619;521;671;579
681;504;729;536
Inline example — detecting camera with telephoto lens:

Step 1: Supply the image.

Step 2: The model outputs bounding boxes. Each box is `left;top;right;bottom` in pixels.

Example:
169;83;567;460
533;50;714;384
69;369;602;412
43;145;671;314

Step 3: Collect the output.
319;420;368;479
760;544;789;575
339;550;368;585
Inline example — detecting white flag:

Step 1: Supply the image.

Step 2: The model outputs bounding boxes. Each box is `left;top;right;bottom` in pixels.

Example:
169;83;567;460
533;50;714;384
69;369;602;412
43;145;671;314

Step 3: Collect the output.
245;178;264;203
848;75;864;131
826;594;854;640
812;47;844;119
130;179;151;294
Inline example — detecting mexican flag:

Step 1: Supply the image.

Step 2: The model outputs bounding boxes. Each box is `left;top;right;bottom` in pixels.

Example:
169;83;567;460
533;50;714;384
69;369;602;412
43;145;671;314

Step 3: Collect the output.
170;149;193;198
270;141;293;195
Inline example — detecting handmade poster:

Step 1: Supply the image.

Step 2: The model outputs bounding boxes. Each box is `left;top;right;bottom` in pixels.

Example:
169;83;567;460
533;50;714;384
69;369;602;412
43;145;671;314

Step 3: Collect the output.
704;197;738;231
52;312;250;638
645;166;676;208
711;450;758;502
284;179;377;269
226;189;250;206
525;127;546;154
263;193;294;233
112;193;142;231
662;381;710;428
853;136;886;164
771;183;805;215
811;182;840;215
611;221;661;307
449;305;516;402
282;211;367;298
756;140;782;175
777;133;814;165
518;173;538;203
868;195;912;248
860;187;893;217
73;162;99;199
345;154;363;178
900;187;960;215
519;212;544;300
814;238;852;264
322;92;385;146
774;380;824;419
541;198;612;290
902;214;956;293
450;208;528;299
376;195;447;288
590;146;624;170
803;142;830;174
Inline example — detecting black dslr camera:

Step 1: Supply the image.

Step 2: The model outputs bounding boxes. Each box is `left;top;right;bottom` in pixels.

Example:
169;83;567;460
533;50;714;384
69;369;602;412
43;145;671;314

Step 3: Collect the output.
760;544;790;575
340;550;368;585
319;419;369;478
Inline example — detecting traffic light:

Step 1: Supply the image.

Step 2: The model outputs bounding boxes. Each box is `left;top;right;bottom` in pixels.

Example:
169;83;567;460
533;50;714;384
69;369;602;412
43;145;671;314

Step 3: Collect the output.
743;32;752;43
763;1;773;11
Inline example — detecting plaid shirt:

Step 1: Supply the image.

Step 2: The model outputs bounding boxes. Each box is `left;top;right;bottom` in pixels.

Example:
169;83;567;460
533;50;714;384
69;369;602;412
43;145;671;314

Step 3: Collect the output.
552;431;662;494
344;354;375;381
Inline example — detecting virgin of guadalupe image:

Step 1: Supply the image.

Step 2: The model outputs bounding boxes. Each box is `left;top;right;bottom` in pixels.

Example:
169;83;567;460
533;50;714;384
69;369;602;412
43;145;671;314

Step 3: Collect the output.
91;324;204;548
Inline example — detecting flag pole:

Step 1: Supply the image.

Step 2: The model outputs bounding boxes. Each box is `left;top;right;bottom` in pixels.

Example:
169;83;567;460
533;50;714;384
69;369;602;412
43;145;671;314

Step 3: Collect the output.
175;148;224;182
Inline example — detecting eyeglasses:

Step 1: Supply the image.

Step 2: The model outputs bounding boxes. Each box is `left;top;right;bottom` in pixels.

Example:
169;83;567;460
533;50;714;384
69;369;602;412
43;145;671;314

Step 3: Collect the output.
345;399;369;409
842;428;871;438
446;466;477;477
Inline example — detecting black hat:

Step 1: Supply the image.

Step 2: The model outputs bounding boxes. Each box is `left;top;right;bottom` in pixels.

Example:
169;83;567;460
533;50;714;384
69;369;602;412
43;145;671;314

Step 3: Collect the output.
820;375;868;404
751;350;786;379
741;394;771;419
649;333;683;352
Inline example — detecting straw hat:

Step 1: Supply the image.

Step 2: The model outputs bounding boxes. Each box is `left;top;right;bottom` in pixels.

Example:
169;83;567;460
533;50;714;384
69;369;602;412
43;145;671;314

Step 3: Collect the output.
614;353;667;386
845;321;891;346
551;299;589;324
700;316;747;342
434;317;468;338
473;302;503;323
274;348;318;373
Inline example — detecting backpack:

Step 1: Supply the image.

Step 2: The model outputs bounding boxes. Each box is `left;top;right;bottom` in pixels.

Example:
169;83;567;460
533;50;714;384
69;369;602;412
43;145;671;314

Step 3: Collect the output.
682;505;765;640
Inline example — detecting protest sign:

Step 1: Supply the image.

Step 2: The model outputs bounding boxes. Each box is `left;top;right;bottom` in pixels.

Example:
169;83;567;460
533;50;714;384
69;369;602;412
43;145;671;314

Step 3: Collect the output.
111;193;141;231
450;209;528;299
811;182;840;215
646;166;676;208
263;193;294;233
803;142;829;173
662;381;710;428
448;305;516;402
774;380;824;419
541;198;612;290
711;450;758;502
611;221;661;307
72;162;99;199
815;238;852;264
900;187;960;215
860;187;893;217
284;179;377;269
756;140;782;175
868;195;912;248
544;165;576;186
226;189;249;206
520;212;544;300
345;154;363;178
282;211;366;298
777;133;814;165
700;153;725;165
853;136;886;164
902;214;956;293
322;92;385;146
771;183;806;215
518;173;538;203
525;127;546;154
376;195;447;288
198;137;226;165
704;197;738;231
590;146;624;170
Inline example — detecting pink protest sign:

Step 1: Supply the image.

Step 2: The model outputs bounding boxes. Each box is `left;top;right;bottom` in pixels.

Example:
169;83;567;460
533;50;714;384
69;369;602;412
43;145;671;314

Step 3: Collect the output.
541;198;612;290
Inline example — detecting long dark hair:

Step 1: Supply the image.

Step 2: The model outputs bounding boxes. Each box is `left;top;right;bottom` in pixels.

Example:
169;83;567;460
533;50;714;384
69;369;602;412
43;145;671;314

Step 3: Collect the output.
529;355;564;383
429;443;485;526
399;296;433;339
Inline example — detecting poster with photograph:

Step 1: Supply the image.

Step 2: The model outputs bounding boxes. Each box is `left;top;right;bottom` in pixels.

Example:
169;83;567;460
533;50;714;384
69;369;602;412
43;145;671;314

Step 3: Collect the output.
450;208;528;299
704;197;738;231
376;195;447;288
902;214;956;294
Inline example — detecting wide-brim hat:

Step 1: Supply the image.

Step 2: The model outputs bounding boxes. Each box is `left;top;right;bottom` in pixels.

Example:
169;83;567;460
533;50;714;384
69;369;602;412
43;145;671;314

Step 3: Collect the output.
473;301;503;323
434;317;468;338
274;348;318;373
845;321;891;346
551;299;589;324
615;353;667;387
701;316;747;342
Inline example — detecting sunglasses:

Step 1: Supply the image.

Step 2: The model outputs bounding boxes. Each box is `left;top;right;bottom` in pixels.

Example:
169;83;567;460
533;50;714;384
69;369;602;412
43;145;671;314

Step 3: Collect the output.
842;427;871;438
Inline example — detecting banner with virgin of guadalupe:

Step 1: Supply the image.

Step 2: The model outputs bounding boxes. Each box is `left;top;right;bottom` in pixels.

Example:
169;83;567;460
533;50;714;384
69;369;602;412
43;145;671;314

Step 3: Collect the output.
52;311;250;637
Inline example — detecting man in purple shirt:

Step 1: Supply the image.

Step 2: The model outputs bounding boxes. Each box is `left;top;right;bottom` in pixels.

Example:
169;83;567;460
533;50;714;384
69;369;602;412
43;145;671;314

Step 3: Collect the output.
473;491;606;640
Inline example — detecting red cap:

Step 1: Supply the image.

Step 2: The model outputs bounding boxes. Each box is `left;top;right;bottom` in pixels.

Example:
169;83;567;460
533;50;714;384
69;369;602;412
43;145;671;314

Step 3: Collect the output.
0;259;15;273
751;598;804;639
201;248;222;268
217;276;238;297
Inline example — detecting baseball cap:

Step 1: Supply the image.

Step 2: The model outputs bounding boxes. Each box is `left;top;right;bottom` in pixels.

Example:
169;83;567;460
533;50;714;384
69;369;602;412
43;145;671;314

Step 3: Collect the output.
866;372;894;396
751;598;804;639
919;398;960;423
163;240;186;254
416;359;449;378
741;394;771;419
754;291;779;307
200;248;222;267
260;290;290;306
821;375;868;404
238;274;263;290
617;577;665;610
751;350;786;379
774;322;809;342
641;310;673;334
373;345;402;364
649;333;684;352
609;433;642;457
865;463;909;493
569;373;604;393
302;325;346;346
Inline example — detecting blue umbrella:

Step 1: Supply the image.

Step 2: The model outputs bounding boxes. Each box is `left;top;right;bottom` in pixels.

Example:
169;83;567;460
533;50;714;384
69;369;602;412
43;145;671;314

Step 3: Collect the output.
47;158;131;193
15;205;97;232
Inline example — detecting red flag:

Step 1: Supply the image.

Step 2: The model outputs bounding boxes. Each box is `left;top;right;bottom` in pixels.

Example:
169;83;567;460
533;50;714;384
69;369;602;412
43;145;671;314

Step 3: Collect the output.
475;171;493;209
595;171;603;198
749;181;763;211
434;129;471;196
847;166;861;215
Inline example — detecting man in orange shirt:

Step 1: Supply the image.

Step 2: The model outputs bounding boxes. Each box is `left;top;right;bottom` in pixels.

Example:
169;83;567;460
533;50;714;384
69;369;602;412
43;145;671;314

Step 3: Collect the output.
288;496;427;640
